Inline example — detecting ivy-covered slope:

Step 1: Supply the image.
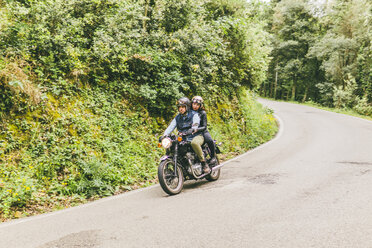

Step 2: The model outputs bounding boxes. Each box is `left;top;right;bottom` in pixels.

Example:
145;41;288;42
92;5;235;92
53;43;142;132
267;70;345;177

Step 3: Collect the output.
0;0;277;220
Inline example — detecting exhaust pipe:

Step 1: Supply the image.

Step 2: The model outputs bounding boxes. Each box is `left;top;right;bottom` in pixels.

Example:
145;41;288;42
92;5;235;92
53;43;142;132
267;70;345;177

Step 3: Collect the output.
194;162;224;179
211;163;224;171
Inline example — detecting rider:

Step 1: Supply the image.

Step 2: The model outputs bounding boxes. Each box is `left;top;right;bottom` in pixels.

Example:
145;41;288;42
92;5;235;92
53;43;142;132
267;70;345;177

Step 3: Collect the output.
191;96;217;164
160;97;210;174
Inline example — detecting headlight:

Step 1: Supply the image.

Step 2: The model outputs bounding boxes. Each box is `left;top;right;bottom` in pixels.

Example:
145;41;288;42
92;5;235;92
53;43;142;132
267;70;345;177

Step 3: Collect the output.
161;137;172;149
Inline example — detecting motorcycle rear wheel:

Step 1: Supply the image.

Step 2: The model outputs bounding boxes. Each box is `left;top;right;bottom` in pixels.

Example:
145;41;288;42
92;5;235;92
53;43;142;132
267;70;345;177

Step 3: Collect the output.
158;159;184;195
206;157;220;181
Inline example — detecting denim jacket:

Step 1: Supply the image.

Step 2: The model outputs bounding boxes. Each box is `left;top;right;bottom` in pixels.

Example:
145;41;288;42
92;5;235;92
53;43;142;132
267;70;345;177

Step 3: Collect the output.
163;110;200;141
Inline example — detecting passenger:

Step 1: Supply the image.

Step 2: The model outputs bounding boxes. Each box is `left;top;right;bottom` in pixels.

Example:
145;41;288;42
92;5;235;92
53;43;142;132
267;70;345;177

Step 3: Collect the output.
191;96;217;165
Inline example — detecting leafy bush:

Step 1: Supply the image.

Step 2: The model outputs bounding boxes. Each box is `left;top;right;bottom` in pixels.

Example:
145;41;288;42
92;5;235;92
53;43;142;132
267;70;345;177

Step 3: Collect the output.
207;89;278;156
0;0;277;220
354;95;372;116
0;57;42;114
333;74;358;109
0;170;36;217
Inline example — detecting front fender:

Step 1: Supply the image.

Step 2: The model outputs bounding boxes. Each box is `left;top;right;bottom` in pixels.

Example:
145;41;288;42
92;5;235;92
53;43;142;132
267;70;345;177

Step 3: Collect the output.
160;155;172;162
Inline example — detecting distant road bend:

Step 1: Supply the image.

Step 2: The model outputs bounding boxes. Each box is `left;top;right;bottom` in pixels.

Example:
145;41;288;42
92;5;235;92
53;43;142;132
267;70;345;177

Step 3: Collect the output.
1;99;372;248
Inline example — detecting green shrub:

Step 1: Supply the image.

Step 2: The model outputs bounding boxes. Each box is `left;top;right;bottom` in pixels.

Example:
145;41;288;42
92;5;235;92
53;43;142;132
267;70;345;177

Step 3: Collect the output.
0;170;36;218
0;0;276;220
354;95;372;116
333;74;358;109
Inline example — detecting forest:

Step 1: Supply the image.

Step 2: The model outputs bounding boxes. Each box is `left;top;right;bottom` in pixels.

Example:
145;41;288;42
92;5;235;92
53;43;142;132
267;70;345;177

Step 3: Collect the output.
261;0;371;115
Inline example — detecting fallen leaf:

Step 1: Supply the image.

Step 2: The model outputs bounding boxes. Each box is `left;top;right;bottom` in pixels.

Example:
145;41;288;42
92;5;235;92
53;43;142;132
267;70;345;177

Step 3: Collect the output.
14;211;22;218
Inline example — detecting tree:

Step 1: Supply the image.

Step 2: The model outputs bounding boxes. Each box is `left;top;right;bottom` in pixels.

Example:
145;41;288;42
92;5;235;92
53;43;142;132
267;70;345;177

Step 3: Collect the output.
264;0;321;101
308;0;371;106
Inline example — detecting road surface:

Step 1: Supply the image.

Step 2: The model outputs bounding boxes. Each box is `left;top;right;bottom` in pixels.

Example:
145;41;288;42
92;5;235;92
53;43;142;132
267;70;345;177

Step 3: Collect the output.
1;99;372;248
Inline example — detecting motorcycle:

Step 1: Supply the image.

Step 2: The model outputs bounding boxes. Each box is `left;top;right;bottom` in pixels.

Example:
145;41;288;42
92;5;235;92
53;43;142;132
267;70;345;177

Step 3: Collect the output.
157;133;223;195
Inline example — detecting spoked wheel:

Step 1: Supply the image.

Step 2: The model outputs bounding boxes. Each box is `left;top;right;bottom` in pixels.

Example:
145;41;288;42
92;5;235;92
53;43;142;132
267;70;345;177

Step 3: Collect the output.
206;157;220;181
158;159;184;195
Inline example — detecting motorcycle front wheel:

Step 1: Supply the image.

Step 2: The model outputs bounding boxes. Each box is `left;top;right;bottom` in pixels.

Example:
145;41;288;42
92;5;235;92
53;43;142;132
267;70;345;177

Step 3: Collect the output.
158;159;184;195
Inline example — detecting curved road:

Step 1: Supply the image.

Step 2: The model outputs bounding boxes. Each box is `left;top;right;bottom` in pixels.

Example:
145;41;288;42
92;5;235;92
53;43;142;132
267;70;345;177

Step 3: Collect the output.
1;99;372;248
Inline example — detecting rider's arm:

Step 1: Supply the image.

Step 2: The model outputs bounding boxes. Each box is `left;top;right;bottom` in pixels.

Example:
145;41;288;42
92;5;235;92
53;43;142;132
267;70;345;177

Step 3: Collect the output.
191;112;200;132
195;111;207;133
163;118;177;136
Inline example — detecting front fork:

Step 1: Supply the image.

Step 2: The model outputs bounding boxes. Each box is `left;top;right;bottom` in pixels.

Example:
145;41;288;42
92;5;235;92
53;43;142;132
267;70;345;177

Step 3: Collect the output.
173;143;178;176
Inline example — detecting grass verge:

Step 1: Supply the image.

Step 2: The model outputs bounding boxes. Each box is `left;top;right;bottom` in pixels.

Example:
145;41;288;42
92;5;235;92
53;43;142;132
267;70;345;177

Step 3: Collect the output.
1;89;278;222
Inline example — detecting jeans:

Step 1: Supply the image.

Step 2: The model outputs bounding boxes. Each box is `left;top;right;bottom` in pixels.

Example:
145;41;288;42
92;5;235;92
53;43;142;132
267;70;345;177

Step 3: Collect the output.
190;135;205;161
203;131;215;158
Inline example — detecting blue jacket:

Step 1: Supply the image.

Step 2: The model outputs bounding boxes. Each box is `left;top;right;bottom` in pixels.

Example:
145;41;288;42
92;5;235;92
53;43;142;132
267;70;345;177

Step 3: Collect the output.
163;110;200;141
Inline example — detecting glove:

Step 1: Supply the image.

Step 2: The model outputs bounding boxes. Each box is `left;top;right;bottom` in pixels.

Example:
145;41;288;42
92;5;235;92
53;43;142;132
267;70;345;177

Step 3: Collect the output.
184;129;193;135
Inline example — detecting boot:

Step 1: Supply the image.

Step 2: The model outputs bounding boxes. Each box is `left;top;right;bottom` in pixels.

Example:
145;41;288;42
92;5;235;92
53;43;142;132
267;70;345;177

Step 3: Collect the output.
201;161;210;174
209;156;217;165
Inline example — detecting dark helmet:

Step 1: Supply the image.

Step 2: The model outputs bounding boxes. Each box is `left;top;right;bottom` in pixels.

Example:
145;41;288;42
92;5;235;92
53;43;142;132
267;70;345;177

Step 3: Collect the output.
176;97;191;110
191;96;204;108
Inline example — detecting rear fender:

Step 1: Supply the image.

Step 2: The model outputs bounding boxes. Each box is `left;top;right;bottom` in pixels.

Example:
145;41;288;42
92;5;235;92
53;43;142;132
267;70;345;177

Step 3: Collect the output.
215;146;221;154
214;141;222;154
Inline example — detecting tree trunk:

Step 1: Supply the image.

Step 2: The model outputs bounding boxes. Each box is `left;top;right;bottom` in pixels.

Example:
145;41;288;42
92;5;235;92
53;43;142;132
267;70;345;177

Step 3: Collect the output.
274;69;278;99
261;82;266;97
269;78;273;98
302;87;308;102
291;84;296;101
143;0;149;33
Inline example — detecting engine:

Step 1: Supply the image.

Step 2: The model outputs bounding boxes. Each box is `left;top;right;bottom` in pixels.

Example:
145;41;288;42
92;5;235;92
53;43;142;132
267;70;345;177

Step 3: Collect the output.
185;152;203;176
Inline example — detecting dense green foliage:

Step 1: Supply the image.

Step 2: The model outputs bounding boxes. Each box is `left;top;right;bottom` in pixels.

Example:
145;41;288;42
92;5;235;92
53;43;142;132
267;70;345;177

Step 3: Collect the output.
0;0;277;219
261;0;372;116
0;0;272;117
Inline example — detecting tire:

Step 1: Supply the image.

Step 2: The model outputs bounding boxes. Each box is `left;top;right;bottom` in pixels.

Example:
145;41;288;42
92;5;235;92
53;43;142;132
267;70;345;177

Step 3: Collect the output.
158;159;184;195
206;157;221;181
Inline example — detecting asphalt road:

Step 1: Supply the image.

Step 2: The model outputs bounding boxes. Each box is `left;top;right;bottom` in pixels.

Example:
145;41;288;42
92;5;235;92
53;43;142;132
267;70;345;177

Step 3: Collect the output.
1;99;372;248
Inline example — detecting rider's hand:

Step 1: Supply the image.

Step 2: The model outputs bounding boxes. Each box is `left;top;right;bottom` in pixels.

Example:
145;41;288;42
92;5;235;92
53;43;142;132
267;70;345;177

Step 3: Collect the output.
184;129;193;135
